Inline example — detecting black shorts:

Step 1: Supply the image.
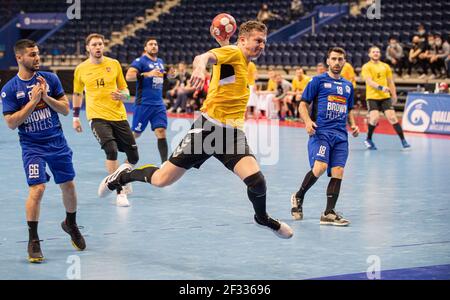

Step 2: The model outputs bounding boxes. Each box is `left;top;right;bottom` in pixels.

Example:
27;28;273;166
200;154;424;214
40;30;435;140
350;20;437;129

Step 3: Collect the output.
90;119;137;152
169;116;255;171
367;98;394;112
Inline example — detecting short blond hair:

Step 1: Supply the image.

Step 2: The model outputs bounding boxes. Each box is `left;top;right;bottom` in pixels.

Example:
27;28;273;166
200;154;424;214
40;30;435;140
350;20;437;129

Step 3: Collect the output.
238;20;267;38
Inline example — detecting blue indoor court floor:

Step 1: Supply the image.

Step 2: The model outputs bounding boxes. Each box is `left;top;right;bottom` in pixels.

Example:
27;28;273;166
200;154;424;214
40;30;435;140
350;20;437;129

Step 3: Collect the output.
0;114;449;280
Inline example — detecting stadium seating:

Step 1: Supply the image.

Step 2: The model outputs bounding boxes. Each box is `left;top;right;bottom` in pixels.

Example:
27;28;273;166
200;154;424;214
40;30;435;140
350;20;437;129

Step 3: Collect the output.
259;0;450;67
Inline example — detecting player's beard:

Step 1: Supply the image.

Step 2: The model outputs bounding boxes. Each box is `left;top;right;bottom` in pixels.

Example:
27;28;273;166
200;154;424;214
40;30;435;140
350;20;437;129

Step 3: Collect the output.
331;65;343;75
147;49;158;56
24;60;39;72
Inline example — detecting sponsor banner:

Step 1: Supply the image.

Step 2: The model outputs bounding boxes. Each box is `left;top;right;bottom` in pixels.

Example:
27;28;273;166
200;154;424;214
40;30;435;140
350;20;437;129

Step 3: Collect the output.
17;13;67;29
403;93;450;135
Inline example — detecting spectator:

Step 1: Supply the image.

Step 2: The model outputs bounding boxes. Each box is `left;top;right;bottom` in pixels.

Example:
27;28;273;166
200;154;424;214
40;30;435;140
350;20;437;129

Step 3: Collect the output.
170;62;195;113
188;70;211;113
428;34;450;79
316;62;327;75
257;3;282;25
285;67;311;118
288;0;305;22
272;73;292;120
163;65;177;109
408;35;428;79
386;37;405;77
415;24;427;43
256;69;277;118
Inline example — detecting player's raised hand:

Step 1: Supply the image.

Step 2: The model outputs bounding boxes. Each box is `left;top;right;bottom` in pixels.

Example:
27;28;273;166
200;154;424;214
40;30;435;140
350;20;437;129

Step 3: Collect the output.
73;118;83;133
30;83;43;104
351;125;359;137
305;120;317;136
190;68;206;91
36;76;49;100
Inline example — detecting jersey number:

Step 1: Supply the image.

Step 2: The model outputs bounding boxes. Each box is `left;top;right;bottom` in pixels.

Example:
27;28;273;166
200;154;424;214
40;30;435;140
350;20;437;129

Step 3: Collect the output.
96;78;105;88
29;164;40;179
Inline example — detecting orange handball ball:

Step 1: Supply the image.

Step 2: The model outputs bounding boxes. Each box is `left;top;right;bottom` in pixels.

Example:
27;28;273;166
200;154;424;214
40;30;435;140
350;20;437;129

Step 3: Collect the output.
211;13;237;41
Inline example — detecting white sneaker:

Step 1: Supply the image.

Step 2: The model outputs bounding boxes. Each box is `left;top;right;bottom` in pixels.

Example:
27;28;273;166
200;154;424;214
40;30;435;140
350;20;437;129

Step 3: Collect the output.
98;163;133;198
254;214;294;239
429;74;436;80
116;193;130;207
122;183;133;195
419;74;427;79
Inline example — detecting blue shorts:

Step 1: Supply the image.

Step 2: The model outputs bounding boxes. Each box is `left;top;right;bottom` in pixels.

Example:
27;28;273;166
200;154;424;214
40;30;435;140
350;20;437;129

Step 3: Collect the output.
308;132;348;176
21;135;76;186
132;105;168;133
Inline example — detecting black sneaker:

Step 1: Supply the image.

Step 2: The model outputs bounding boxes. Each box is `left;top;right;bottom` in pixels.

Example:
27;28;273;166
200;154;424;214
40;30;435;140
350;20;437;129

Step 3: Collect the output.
28;239;44;263
61;221;86;251
290;194;303;220
254;214;293;239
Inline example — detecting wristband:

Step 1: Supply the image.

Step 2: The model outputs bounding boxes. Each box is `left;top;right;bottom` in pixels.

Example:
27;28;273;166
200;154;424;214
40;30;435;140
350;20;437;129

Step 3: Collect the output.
73;117;80;122
73;107;81;117
377;85;384;91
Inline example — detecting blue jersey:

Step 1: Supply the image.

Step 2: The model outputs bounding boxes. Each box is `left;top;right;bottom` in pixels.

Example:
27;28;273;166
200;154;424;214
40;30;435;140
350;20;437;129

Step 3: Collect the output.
1;71;65;143
130;55;165;106
302;73;354;136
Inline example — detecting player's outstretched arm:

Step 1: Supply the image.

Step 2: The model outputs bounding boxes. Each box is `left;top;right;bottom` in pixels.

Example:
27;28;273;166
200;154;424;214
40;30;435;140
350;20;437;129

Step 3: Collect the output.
190;52;217;90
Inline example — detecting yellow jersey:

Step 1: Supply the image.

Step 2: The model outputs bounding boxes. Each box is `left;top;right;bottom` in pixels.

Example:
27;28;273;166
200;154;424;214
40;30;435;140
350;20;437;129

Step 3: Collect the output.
73;56;128;121
341;62;356;89
247;61;257;86
292;75;311;93
200;45;249;128
361;60;393;100
267;79;276;91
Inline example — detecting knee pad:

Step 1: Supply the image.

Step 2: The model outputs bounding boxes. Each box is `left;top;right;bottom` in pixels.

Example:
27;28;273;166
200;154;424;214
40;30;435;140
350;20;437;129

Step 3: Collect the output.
244;171;266;196
125;146;139;165
103;140;118;161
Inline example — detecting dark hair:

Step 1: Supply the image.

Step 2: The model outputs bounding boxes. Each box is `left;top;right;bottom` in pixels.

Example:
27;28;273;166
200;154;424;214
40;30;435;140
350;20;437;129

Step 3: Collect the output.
238;20;267;38
388;36;397;41
85;33;105;45
14;39;37;54
327;47;346;58
144;37;158;47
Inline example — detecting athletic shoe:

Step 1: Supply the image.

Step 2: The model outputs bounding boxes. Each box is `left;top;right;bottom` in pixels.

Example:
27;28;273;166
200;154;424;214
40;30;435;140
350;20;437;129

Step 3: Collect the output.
320;210;350;226
254;214;293;239
122;183;133;195
290;194;303;221
98;163;132;198
116;193;130;207
401;139;411;149
28;239;44;263
61;221;86;251
364;139;377;150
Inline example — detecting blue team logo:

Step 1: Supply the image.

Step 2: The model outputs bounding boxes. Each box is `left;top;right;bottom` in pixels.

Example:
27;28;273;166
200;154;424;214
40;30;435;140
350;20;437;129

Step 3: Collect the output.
403;99;430;132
